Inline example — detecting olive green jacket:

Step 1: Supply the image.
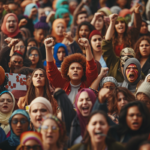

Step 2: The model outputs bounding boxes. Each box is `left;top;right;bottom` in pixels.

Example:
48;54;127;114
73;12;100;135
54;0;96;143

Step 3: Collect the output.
102;39;124;82
69;142;125;150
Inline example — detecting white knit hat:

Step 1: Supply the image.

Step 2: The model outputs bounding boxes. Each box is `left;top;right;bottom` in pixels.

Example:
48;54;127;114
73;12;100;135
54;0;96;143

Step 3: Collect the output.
136;82;150;98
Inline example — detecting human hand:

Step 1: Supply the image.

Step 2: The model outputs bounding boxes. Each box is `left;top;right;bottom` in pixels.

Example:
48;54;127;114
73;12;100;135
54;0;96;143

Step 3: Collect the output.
134;3;142;13
94;12;104;19
99;67;109;78
63;32;73;43
109;14;118;24
78;38;89;48
29;8;38;19
19;18;28;27
44;38;55;49
6;38;19;48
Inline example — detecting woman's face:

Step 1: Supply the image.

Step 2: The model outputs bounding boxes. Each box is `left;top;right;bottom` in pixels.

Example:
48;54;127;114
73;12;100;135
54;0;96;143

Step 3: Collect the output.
55;23;65;36
95;17;104;31
117;92;128;113
29;50;39;66
139;40;150;58
24;139;42;150
126;106;143;131
27;41;37;51
87;113;109;143
0;93;13;113
30;102;49;130
32;70;45;87
41;119;59;145
57;47;66;61
115;21;126;34
11;114;29;136
14;41;25;55
67;62;83;82
139;144;150;150
91;35;102;52
79;25;90;38
6;16;17;33
140;22;148;34
63;13;70;26
77;91;92;117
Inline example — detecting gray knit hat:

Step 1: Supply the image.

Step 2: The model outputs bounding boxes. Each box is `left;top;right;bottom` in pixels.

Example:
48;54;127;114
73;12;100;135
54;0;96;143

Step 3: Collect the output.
136;81;150;98
100;76;118;87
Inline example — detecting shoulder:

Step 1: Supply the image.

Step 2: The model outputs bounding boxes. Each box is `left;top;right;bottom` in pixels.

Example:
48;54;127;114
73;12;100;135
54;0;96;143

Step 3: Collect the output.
108;141;125;150
69;143;86;150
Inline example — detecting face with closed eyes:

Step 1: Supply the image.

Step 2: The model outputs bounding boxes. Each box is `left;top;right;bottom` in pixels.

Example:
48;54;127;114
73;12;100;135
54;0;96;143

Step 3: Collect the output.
126;64;138;83
32;70;45;87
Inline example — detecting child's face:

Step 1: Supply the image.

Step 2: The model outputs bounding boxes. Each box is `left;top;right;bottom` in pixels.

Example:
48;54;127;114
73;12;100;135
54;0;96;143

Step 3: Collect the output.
34;29;46;43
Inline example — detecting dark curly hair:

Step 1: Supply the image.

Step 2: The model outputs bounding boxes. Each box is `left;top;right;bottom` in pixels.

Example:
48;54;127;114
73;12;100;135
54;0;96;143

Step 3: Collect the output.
61;53;86;81
134;36;150;60
118;101;150;135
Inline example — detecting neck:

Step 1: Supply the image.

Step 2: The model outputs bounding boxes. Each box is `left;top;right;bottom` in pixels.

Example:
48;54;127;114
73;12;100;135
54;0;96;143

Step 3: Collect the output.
91;141;106;150
140;56;149;61
70;80;81;85
44;143;60;150
93;50;102;61
30;64;37;69
118;33;124;39
35;87;44;97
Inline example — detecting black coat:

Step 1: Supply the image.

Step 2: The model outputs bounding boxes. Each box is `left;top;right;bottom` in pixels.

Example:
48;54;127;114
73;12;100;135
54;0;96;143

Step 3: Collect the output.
141;56;150;76
54;89;81;148
0;140;17;150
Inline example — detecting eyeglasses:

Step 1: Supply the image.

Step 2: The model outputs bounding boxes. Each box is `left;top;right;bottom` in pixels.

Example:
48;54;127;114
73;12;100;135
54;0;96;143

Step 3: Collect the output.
11;119;28;125
41;125;59;132
14;45;25;50
7;20;16;23
29;54;39;57
21;145;42;150
0;99;13;104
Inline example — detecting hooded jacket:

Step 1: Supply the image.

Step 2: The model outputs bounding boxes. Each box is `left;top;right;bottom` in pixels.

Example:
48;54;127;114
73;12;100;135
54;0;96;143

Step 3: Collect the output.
122;58;142;93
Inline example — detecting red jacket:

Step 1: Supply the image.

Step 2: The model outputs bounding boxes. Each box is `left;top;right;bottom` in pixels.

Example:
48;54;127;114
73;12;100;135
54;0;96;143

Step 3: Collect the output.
46;58;98;95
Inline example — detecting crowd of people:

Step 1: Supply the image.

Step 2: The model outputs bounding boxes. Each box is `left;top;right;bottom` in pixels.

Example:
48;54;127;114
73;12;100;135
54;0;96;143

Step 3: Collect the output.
0;0;150;150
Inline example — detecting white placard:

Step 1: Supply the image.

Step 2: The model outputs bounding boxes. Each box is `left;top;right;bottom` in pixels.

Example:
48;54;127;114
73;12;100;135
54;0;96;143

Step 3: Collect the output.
5;73;27;91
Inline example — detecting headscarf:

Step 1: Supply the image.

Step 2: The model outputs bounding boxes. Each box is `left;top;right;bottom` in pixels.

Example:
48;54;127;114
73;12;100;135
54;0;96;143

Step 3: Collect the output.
53;43;68;67
56;0;69;10
110;6;121;14
0;91;15;135
24;3;38;24
1;13;20;38
120;47;135;67
51;19;66;43
75;88;96;137
100;76;118;87
55;8;73;27
16;131;43;150
122;58;141;92
29;97;53;114
7;109;30;146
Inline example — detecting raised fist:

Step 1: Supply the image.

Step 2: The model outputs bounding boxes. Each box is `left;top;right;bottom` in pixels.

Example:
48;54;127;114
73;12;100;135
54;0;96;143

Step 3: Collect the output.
44;38;55;48
78;38;89;48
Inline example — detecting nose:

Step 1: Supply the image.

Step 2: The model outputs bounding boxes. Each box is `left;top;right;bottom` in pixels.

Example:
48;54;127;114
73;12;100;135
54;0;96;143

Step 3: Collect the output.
47;127;53;133
83;99;87;105
121;99;125;104
17;121;21;127
37;110;42;116
133;115;138;120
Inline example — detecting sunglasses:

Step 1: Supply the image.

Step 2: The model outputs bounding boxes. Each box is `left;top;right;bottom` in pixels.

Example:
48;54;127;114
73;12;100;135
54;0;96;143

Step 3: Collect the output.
11;119;28;125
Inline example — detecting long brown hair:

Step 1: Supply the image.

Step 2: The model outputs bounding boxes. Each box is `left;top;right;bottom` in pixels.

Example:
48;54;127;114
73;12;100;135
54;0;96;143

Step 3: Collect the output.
113;87;135;113
25;68;56;113
113;19;132;49
134;36;150;60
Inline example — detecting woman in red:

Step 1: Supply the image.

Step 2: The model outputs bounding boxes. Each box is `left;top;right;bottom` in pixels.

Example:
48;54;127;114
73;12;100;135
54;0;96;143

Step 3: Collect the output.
45;37;98;103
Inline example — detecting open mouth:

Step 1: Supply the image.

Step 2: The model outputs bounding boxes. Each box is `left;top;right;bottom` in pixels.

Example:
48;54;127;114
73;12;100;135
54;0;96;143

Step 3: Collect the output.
129;73;135;80
3;106;8;109
118;26;123;29
9;25;15;30
37;118;42;122
132;122;139;127
97;45;101;48
47;135;53;139
73;73;78;76
81;35;86;38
